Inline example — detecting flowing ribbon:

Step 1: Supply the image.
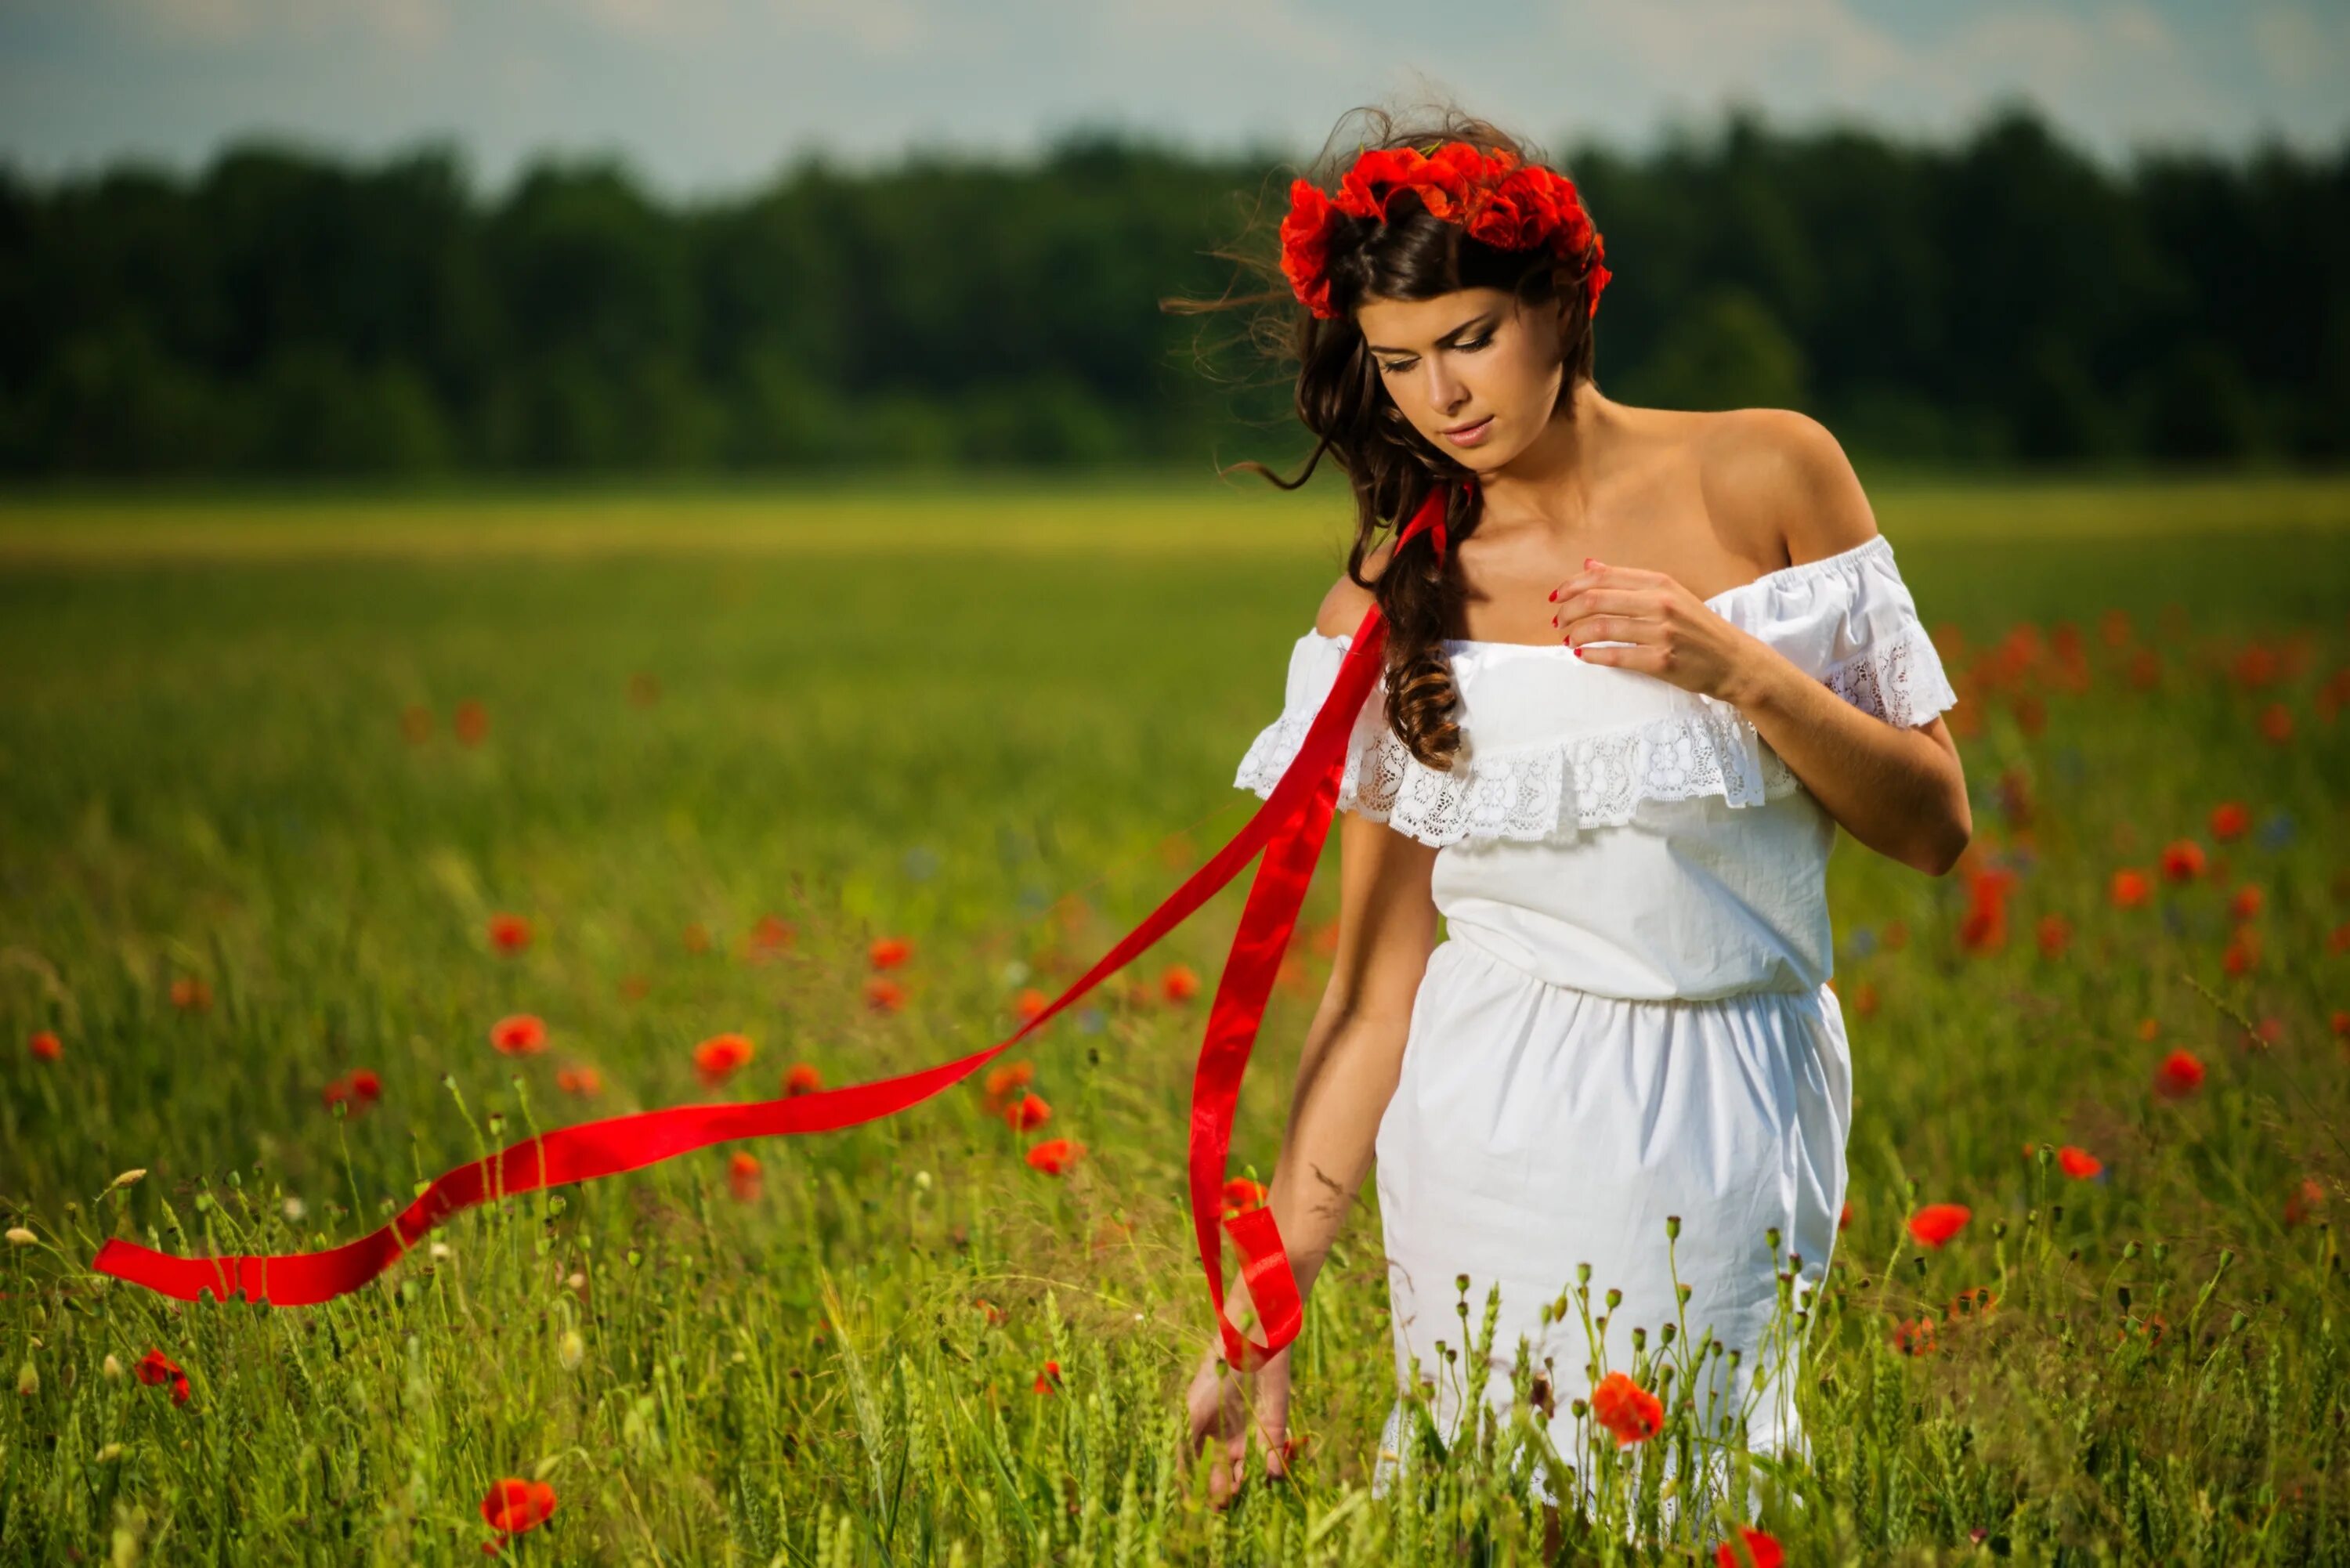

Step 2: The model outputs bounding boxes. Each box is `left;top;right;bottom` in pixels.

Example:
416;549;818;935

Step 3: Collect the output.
92;482;1460;1373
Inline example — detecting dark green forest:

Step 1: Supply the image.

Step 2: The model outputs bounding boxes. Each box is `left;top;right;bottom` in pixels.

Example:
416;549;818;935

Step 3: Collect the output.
2;103;2343;478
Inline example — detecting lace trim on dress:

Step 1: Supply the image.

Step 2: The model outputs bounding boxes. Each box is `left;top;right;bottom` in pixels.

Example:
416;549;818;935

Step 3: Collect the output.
1231;698;1804;850
1817;616;1960;730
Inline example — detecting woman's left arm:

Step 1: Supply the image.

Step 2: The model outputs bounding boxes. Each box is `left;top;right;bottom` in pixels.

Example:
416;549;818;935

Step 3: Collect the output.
1550;419;1972;877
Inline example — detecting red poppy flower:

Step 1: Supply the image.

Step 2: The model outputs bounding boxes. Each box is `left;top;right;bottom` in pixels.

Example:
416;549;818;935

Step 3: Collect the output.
480;1478;557;1537
2209;801;2250;840
1588;1370;1663;1445
1221;1176;1270;1219
749;913;794;951
1837;1199;1852;1232
1032;1359;1062;1395
1003;1091;1051;1132
974;1297;1007;1326
2229;885;2263;919
2284;1176;2326;1227
555;1066;602;1097
1852;980;1879;1018
1907;1203;1971;1248
2035;912;2072;960
486;913;531;953
2222;925;2260;975
453;699;490;746
2056;1145;2102;1180
869;936;913;970
1716;1526;1785;1568
2332;1010;2349;1039
322;1071;381;1115
27;1031;60;1061
727;1151;762;1202
1891;1317;1937;1357
2153;1048;2205;1100
783;1062;822;1097
982;1060;1035;1103
1025;1137;1084;1176
2109;869;2151;909
1161;963;1202;1003
865;977;906;1013
692;1032;754;1086
169;975;212;1011
135;1348;191;1406
348;1069;381;1103
2158;840;2204;881
489;1014;547;1056
1011;987;1048;1023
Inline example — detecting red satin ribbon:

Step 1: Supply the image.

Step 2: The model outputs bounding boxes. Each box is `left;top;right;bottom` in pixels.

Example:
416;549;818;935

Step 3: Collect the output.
93;482;1459;1373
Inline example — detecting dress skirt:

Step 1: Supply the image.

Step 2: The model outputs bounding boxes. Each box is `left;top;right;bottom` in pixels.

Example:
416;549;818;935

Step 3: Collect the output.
1368;934;1853;1507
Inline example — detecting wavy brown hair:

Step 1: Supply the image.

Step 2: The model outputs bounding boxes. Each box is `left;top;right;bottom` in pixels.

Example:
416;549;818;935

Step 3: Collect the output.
1165;101;1604;771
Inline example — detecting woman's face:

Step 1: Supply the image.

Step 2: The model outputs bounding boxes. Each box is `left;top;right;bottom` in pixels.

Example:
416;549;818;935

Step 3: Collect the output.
1354;286;1566;469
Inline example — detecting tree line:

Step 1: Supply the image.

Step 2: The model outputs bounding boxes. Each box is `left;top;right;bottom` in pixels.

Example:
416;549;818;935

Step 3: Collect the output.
1;103;2341;478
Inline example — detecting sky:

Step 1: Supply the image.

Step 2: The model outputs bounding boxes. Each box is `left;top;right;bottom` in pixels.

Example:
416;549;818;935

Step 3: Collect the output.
2;0;2344;197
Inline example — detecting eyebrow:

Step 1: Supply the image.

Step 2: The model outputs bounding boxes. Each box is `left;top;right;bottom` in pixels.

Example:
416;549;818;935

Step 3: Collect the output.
1364;313;1496;356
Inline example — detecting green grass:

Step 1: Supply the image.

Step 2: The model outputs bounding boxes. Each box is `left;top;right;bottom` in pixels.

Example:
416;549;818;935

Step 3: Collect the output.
2;473;2348;1564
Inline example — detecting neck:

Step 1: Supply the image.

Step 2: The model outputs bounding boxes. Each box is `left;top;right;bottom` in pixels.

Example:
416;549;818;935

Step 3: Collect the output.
1464;378;1617;530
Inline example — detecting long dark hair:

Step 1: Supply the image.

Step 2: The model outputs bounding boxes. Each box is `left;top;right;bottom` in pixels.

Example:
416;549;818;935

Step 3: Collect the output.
1165;102;1604;771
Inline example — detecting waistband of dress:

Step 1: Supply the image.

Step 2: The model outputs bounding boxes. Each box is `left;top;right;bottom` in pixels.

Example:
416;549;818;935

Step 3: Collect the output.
1437;928;1829;1009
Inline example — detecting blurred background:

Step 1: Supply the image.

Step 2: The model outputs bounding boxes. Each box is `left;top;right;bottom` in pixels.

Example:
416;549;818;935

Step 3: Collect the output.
2;0;2345;482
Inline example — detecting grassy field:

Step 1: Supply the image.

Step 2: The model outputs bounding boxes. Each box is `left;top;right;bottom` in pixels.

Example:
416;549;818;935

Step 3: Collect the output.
2;471;2348;1565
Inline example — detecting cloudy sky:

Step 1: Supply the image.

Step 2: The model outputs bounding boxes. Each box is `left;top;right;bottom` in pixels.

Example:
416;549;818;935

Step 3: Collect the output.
3;0;2343;196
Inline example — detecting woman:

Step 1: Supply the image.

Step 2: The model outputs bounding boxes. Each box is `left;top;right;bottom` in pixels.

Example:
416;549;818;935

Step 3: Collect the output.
1180;109;1970;1514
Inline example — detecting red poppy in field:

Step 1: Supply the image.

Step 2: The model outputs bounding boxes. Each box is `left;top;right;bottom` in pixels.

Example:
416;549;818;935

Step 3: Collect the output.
2332;1010;2349;1039
555;1065;602;1097
480;1478;557;1538
2158;839;2205;881
1852;980;1879;1019
322;1070;382;1115
2109;869;2151;909
453;699;490;747
1010;986;1048;1023
2209;800;2250;840
749;913;794;952
489;1014;547;1056
2222;924;2260;975
487;913;531;954
2284;1176;2327;1227
2259;702;2293;743
1838;1200;1852;1233
1957;867;2016;956
1025;1137;1084;1176
169;975;212;1011
1907;1204;1971;1248
1003;1091;1051;1132
136;1348;191;1406
400;703;433;744
865;977;906;1013
1891;1317;1936;1357
1589;1371;1664;1445
783;1062;822;1097
1716;1526;1785;1568
2153;1048;2205;1100
1033;1359;1062;1394
2136;1017;2160;1041
727;1151;762;1202
27;1031;60;1061
2056;1145;2102;1180
982;1060;1035;1104
1222;1176;1270;1219
869;936;913;969
1161;963;1202;1003
973;1297;1007;1326
1947;1285;1998;1321
2334;923;2350;956
2229;884;2263;920
692;1032;754;1085
2035;913;2073;960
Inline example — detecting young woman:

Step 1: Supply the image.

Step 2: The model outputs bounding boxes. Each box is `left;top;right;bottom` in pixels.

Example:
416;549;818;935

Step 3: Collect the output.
1180;110;1971;1511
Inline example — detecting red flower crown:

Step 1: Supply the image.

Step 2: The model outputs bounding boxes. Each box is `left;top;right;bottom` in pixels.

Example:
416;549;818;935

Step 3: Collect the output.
1279;139;1612;323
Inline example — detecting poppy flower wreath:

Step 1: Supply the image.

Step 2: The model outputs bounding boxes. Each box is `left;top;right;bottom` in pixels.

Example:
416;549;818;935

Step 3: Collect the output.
1278;140;1613;322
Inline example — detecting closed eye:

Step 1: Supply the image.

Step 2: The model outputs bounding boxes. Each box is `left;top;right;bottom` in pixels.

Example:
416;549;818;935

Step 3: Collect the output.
1378;331;1492;375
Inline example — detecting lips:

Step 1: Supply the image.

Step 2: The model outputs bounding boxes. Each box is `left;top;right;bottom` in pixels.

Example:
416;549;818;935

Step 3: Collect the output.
1443;417;1491;435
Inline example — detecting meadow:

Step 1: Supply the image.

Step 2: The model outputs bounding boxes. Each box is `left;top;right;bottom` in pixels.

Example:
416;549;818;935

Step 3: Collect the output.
2;471;2348;1565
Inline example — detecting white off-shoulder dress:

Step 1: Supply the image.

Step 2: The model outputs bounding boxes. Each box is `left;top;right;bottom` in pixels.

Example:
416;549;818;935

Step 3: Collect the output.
1231;534;1959;1505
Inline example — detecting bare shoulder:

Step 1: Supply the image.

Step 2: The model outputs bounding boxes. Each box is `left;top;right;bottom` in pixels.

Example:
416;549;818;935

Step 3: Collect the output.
1313;536;1393;638
1696;407;1879;567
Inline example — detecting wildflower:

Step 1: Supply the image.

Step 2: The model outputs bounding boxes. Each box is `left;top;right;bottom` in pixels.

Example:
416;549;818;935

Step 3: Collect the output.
103;1354;123;1379
1891;1317;1937;1356
2209;801;2250;840
749;913;794;952
728;1151;761;1202
2056;1146;2102;1180
1588;1370;1663;1445
453;699;490;746
1161;963;1202;1003
2153;1048;2205;1100
555;1066;602;1097
1837;1200;1852;1233
2284;1177;2326;1227
1947;1285;1998;1320
1907;1203;1971;1248
1716;1526;1785;1568
1957;867;2016;955
348;1069;381;1103
322;1070;382;1115
1011;987;1048;1023
490;1014;548;1056
1221;1176;1270;1219
1003;1091;1051;1132
2109;869;2151;909
2158;840;2204;881
2332;1010;2348;1039
135;1349;190;1406
2258;701;2293;742
783;1062;822;1097
168;975;212;1011
1032;1360;1062;1394
865;977;906;1013
558;1330;585;1371
2222;924;2260;975
982;1060;1035;1104
487;913;532;954
1853;980;1879;1018
5;1227;32;1246
1025;1138;1084;1176
2229;885;2262;919
692;1033;754;1086
869;936;913;969
974;1298;1007;1326
2035;912;2072;960
282;1196;305;1221
27;1031;60;1062
479;1478;558;1540
2136;1017;2160;1042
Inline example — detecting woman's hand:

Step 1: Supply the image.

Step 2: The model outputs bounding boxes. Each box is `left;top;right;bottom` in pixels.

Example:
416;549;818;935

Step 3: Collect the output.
1549;556;1773;704
1182;1338;1295;1508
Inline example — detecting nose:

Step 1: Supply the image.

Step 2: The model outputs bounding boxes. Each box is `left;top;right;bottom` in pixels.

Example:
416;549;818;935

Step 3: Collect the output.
1420;360;1468;417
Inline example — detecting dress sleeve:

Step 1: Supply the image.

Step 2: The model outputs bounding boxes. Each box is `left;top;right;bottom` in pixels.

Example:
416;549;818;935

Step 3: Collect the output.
1231;630;1386;802
1720;535;1960;730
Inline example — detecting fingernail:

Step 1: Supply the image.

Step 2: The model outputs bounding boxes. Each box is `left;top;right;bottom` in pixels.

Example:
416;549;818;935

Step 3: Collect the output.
1546;589;1556;602
1573;646;1585;659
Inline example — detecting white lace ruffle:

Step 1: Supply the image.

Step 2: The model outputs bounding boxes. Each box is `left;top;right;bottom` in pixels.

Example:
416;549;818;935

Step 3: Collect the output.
1232;695;1803;850
1817;616;1960;730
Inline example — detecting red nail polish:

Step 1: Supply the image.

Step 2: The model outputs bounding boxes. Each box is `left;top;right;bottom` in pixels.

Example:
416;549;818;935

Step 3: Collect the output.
1571;645;1584;658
